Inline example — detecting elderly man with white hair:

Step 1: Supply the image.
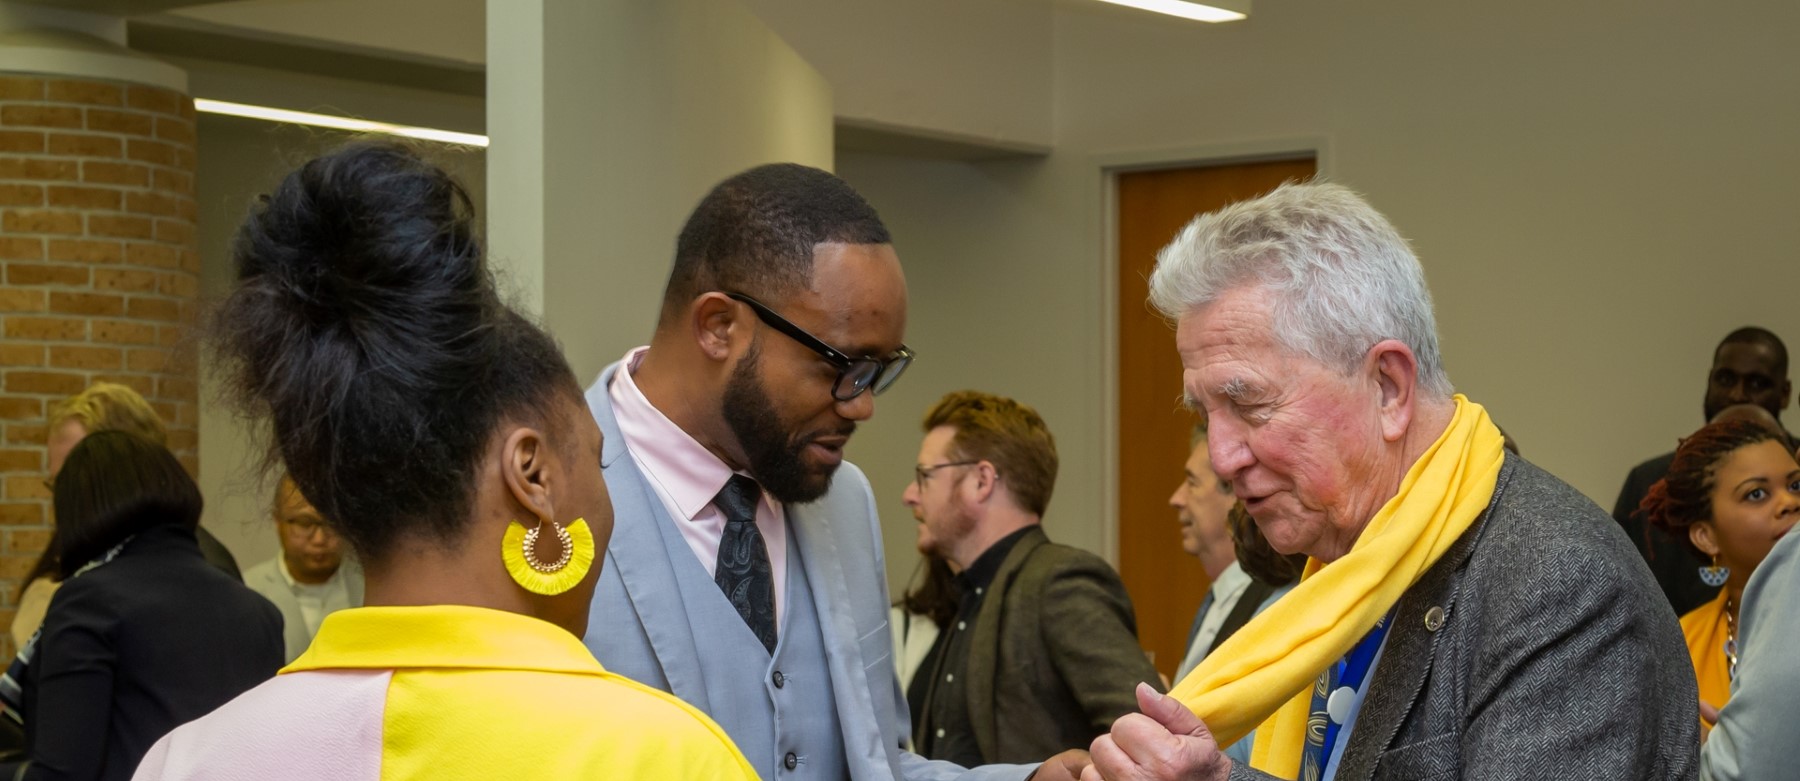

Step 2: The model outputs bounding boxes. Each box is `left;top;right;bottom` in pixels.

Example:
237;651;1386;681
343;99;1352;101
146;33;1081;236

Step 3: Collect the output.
1084;183;1697;781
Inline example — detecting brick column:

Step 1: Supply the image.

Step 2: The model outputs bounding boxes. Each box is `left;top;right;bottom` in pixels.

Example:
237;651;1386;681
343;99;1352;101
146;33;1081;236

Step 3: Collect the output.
0;73;199;653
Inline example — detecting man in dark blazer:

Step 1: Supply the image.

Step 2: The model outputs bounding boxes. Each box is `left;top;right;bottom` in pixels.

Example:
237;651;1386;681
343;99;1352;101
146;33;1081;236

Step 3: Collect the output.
1610;327;1791;617
1086;182;1696;781
901;391;1161;766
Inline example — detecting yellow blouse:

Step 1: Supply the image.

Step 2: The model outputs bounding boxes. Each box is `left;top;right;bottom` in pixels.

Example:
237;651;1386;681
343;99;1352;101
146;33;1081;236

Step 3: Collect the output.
1679;590;1733;732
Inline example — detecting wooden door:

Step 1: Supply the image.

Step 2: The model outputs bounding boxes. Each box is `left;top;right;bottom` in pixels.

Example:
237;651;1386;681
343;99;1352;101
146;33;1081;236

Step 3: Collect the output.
1117;158;1315;681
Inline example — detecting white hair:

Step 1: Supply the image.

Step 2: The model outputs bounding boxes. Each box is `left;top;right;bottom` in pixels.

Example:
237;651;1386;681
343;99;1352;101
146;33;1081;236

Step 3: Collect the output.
1147;181;1452;398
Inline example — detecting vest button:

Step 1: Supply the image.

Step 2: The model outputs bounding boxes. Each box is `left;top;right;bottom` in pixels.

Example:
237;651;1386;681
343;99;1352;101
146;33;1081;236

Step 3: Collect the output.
772;670;786;688
784;752;797;770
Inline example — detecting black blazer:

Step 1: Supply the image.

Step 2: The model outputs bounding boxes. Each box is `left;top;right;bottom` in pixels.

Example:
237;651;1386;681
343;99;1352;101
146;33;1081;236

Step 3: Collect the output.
4;525;283;781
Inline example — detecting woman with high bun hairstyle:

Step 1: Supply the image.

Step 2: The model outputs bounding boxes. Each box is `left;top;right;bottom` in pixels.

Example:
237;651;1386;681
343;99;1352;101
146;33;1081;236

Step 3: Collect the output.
1638;418;1800;731
132;143;753;780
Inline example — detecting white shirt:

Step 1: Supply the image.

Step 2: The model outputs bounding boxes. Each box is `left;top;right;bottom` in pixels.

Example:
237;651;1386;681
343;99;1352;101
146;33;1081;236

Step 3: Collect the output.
278;557;334;637
1176;561;1253;679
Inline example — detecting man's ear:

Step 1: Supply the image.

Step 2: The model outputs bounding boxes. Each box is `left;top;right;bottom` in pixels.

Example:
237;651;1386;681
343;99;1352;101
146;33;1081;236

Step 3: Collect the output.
1690;521;1722;558
692;293;743;363
1368;339;1420;443
500;425;555;523
963;461;999;505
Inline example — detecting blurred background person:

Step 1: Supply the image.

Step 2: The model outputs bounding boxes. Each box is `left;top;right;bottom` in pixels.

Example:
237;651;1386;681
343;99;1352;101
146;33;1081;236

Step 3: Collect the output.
11;385;241;651
134;142;753;779
0;432;282;781
243;476;365;663
1613;328;1791;617
900;390;1159;765
892;553;957;727
1639;418;1800;732
1170;426;1296;682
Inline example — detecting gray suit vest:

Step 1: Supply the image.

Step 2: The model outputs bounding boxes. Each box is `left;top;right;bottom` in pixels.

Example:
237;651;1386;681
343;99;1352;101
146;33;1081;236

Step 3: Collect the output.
667;524;848;779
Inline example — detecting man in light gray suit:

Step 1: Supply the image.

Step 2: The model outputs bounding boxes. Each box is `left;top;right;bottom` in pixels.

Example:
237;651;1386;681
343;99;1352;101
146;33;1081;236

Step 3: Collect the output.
583;164;1086;781
1086;183;1697;780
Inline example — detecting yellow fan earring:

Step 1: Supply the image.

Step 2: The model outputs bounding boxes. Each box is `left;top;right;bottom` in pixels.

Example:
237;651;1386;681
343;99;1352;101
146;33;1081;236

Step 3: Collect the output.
502;516;596;596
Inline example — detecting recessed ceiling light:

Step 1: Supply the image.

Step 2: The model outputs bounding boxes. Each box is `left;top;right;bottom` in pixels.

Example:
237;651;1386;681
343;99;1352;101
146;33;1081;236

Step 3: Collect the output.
193;99;488;148
1092;0;1250;23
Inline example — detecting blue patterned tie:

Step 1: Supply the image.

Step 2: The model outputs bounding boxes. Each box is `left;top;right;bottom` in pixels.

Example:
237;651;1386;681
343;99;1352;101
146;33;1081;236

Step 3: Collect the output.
714;474;777;653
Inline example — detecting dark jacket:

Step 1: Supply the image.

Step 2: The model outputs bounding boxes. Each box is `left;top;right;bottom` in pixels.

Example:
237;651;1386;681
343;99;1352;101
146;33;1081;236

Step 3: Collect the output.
925;526;1162;764
1229;453;1699;781
6;525;283;781
1612;451;1719;616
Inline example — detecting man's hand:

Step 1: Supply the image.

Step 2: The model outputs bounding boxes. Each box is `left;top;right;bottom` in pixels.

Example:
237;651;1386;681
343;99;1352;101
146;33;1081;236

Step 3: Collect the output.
1028;748;1092;780
1081;683;1231;781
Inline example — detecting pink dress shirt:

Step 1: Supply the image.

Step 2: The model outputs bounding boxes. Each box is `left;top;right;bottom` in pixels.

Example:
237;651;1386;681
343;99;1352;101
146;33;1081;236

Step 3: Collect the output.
608;347;787;626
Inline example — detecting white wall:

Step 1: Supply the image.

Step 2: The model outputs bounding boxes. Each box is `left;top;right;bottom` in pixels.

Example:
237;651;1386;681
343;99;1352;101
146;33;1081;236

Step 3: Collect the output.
194;113;485;567
835;150;1104;592
487;0;835;384
834;0;1800;593
741;0;1053;150
170;0;483;66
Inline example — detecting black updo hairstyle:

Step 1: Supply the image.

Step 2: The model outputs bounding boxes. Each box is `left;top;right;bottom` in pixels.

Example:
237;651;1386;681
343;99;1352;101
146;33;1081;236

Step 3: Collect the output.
211;142;582;561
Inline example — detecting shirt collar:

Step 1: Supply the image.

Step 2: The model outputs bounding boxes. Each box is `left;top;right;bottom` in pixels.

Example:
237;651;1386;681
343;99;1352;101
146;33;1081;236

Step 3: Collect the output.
609;346;739;520
277;556;340;592
955;525;1039;594
1208;560;1252;599
284;605;606;677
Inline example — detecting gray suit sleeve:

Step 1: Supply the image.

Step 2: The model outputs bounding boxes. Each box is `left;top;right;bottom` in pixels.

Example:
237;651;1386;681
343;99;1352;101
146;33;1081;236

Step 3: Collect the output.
1701;531;1800;781
851;476;1038;781
1461;534;1697;779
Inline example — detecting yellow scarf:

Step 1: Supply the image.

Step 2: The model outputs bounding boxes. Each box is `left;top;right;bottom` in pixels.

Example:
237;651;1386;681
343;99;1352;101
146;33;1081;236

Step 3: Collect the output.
1167;395;1504;779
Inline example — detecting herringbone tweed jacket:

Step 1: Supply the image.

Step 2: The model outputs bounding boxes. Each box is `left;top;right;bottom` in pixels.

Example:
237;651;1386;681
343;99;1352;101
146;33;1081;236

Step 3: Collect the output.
1230;453;1699;781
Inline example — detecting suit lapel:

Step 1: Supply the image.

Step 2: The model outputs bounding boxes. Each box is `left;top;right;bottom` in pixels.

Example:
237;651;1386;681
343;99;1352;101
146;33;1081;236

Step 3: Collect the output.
966;526;1049;761
1334;456;1516;781
1206;580;1275;657
789;499;896;781
587;365;711;712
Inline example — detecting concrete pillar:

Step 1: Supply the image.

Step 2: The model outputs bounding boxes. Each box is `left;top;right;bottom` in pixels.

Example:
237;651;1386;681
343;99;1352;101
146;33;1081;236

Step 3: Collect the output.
486;0;836;381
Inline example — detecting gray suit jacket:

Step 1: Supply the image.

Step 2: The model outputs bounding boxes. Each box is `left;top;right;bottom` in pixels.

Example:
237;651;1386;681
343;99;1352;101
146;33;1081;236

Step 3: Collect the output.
582;363;1028;781
919;526;1161;764
1229;453;1698;781
1700;517;1800;780
242;557;364;663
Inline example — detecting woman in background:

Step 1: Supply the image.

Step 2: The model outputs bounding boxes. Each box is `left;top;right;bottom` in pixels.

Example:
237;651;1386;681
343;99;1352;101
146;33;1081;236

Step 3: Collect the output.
1640;418;1800;731
0;432;282;781
133;142;752;780
892;553;958;736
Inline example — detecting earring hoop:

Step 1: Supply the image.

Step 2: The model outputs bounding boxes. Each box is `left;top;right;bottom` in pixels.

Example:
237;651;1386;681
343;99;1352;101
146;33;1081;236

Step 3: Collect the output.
502;517;596;595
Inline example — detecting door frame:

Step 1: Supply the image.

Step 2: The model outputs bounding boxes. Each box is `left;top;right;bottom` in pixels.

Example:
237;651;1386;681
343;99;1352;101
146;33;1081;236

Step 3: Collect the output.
1089;137;1334;565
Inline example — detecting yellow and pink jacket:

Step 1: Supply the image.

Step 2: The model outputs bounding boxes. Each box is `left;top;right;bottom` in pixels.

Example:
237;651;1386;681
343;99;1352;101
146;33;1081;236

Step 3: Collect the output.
133;605;757;780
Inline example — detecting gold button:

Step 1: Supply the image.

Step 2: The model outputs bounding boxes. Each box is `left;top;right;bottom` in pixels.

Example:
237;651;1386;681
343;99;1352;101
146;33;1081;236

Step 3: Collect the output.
1424;606;1446;632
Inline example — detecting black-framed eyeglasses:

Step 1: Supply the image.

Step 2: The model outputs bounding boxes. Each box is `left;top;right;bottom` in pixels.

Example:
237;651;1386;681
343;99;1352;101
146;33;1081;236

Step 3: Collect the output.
726;292;914;402
914;460;978;490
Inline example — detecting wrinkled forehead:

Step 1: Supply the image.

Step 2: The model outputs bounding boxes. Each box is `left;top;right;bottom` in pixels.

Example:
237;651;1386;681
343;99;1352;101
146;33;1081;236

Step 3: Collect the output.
1176;289;1284;372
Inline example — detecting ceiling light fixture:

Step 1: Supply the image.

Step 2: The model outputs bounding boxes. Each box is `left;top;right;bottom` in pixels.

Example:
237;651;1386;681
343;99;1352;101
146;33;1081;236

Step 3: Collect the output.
193;98;489;148
1091;0;1249;23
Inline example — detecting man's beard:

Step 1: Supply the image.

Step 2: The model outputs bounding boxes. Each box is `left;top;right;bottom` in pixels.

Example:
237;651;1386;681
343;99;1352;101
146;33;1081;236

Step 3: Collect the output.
722;341;850;504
